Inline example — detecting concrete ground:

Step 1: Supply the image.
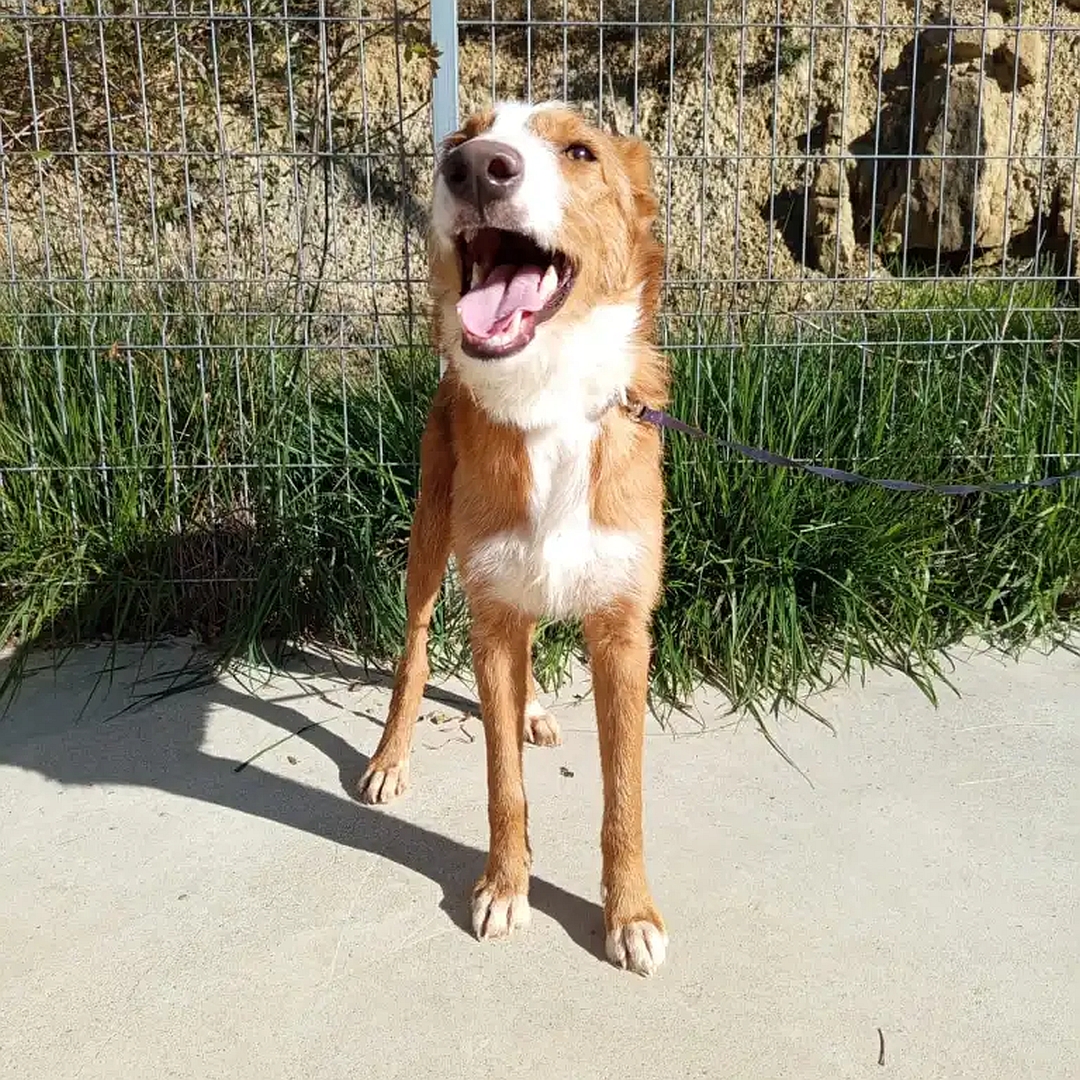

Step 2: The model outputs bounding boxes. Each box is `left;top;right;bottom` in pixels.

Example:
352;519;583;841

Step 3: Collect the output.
1;641;1077;1080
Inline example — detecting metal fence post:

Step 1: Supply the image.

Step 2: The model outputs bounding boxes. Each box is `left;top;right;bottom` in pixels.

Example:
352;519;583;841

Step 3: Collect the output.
430;0;460;146
430;1;458;375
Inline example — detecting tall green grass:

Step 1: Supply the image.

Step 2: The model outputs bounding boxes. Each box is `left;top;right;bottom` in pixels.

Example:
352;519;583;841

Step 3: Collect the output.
1;282;1078;714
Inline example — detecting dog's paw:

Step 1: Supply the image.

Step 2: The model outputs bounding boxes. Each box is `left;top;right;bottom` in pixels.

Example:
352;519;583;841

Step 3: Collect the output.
357;758;410;804
523;700;562;747
606;919;668;976
471;879;532;940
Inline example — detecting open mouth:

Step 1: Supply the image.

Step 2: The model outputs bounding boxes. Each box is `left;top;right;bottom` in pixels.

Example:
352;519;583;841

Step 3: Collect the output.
454;228;575;359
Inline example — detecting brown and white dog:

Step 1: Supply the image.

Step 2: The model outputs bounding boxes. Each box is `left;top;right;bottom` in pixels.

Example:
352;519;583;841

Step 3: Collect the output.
358;101;670;976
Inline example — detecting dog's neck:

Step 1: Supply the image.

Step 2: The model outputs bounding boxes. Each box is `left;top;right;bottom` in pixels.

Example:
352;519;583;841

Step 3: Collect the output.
451;293;643;431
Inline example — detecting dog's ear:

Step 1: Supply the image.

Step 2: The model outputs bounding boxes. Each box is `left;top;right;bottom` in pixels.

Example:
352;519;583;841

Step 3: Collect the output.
614;135;658;231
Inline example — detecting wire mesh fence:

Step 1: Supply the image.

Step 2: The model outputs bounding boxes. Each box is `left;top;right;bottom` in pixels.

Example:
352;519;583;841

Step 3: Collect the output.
1;2;1079;699
3;3;1080;413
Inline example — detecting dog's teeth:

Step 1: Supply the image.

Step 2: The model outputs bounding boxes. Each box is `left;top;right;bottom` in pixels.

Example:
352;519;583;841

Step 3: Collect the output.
541;263;558;295
471;263;483;288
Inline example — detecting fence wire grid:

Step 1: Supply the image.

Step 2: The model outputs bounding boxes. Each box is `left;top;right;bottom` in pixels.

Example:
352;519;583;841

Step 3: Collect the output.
2;2;1080;576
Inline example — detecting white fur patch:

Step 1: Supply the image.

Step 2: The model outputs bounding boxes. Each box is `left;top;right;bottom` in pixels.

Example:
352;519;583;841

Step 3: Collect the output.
523;697;562;746
483;102;566;248
457;289;645;621
472;886;531;940
454;296;641;430
466;413;644;620
524;699;548;720
607;920;668;976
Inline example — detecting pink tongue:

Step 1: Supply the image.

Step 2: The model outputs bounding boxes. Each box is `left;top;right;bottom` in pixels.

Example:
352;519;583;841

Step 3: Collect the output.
457;263;548;338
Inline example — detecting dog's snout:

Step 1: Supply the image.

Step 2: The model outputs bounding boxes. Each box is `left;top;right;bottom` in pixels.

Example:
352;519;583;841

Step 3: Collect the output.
441;140;524;208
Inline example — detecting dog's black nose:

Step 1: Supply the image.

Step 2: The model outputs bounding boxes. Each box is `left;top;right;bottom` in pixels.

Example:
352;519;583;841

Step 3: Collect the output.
440;140;524;209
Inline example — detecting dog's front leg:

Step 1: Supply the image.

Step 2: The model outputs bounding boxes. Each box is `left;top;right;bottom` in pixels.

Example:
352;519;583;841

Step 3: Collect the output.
359;398;453;804
584;605;667;976
470;602;533;940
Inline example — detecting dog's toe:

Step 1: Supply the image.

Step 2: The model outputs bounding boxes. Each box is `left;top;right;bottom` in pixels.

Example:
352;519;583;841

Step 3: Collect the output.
523;701;562;747
472;884;531;940
606;919;667;976
358;760;409;804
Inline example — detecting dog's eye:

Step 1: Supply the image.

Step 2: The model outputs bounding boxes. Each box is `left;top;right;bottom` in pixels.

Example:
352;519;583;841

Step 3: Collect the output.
565;143;596;162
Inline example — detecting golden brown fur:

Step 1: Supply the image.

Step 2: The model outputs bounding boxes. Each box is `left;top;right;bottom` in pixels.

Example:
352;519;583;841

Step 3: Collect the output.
359;104;671;975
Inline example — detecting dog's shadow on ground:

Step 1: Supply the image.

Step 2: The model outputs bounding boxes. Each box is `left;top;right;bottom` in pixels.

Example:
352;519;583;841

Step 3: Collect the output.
0;645;606;962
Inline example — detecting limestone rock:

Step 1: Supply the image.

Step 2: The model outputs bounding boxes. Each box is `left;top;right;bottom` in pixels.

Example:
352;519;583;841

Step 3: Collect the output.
992;30;1045;89
879;71;1013;255
920;21;1003;65
809;156;856;274
1055;178;1079;272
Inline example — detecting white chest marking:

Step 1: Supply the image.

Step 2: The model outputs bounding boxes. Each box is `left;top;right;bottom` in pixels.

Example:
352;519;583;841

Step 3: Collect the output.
468;419;642;619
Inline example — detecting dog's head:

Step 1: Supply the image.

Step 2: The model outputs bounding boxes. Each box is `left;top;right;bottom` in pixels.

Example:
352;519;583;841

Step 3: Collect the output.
429;102;661;410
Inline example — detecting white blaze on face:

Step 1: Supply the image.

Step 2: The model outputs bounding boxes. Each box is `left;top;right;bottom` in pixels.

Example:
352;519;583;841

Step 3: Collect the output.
484;102;567;247
430;101;567;249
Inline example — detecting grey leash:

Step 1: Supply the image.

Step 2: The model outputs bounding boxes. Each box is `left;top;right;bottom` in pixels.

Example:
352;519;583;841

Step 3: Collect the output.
630;404;1080;496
